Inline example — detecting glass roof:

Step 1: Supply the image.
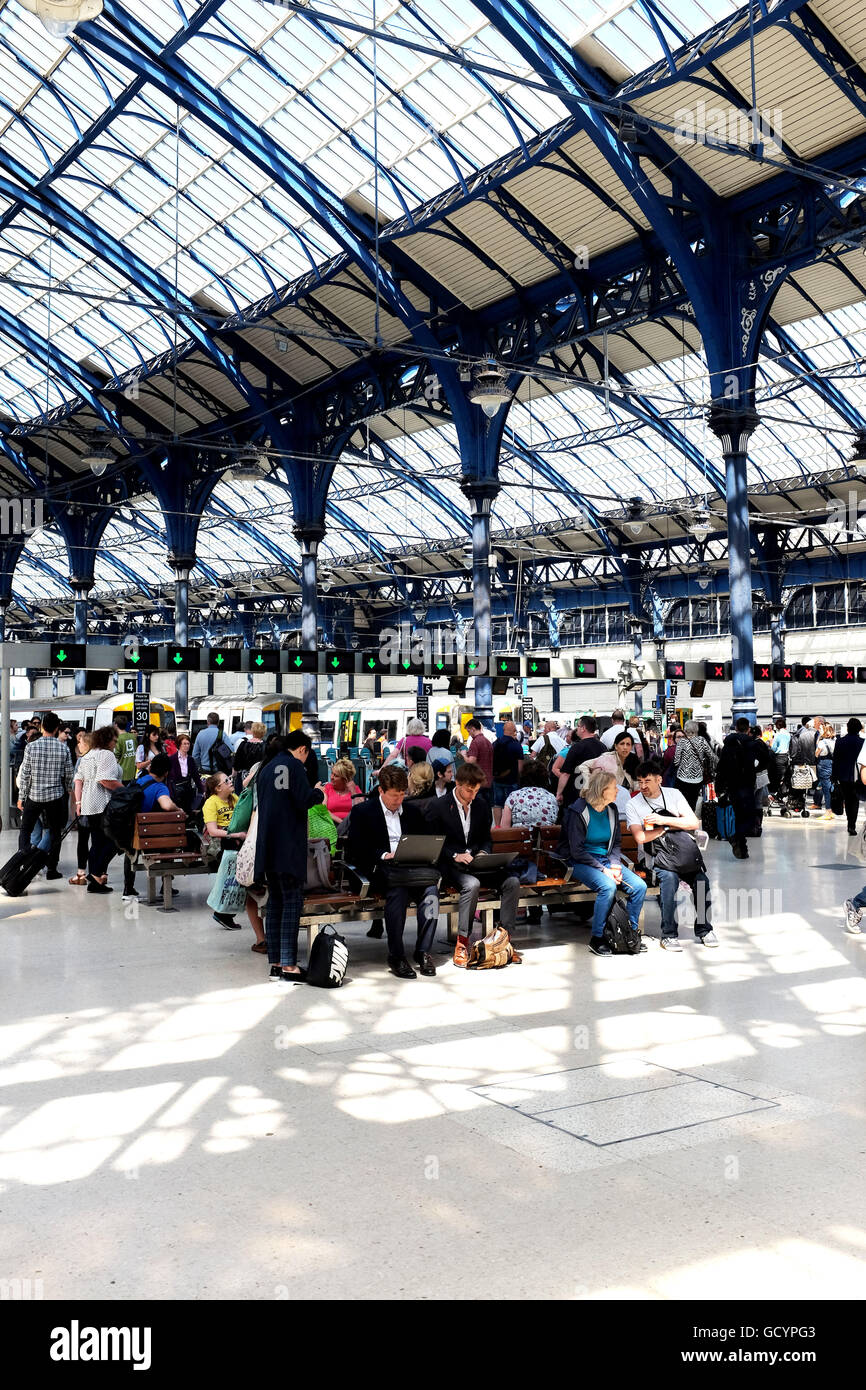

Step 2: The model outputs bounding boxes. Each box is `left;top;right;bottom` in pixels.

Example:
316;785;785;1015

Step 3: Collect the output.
0;0;862;610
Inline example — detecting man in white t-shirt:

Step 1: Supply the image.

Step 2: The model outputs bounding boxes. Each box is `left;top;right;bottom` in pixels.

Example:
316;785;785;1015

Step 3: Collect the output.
531;719;567;759
626;763;718;952
600;709;627;749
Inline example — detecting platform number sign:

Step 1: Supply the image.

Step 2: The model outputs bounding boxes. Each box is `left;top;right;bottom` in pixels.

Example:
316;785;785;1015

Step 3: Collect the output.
250;650;280;673
166;646;200;671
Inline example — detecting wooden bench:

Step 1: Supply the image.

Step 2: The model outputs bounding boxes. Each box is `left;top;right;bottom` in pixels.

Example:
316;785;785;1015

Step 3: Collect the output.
132;810;210;911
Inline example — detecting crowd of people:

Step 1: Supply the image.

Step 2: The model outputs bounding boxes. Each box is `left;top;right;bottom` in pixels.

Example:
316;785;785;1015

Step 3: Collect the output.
7;703;865;980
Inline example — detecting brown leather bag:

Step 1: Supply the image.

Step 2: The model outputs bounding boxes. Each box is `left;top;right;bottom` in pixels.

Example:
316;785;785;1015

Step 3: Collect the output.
466;925;522;969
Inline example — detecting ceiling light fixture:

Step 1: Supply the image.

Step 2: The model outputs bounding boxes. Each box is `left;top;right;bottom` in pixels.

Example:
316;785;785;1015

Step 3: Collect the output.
81;439;113;477
696;565;712;591
18;0;103;38
625;497;645;537
690;508;713;543
469;359;512;418
224;445;268;483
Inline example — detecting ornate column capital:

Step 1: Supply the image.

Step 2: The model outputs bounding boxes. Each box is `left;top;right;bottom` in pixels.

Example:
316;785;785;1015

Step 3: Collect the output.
707;404;760;455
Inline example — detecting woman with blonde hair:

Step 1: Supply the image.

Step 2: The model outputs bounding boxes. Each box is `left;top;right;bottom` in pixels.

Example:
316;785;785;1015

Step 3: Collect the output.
815;721;837;821
321;757;363;822
560;766;647;955
407;761;435;801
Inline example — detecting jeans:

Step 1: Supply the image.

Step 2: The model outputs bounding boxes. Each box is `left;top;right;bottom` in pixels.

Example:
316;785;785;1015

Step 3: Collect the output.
19;795;67;870
852;885;866;912
30;819;51;852
568;857;647;937
448;870;520;938
815;759;833;810
654;867;713;939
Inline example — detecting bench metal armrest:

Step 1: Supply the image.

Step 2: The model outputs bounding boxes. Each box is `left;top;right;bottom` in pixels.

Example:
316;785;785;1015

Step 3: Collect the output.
331;854;370;899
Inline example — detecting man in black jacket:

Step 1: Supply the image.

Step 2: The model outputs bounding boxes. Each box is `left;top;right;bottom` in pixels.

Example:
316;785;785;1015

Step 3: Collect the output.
425;761;520;968
832;718;865;835
553;715;607;810
345;764;440;979
715;717;757;859
254;731;324;983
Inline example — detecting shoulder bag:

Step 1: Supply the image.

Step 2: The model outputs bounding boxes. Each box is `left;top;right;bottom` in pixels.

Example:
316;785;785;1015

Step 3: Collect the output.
234;777;259;887
646;791;706;876
466;925;522;969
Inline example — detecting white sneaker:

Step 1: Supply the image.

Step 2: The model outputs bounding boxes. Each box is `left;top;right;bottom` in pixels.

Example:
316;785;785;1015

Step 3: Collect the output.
843;900;863;935
660;937;683;952
697;931;719;947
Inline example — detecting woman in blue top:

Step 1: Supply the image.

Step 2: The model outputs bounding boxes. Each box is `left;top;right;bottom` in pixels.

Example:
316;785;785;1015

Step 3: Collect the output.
559;766;647;955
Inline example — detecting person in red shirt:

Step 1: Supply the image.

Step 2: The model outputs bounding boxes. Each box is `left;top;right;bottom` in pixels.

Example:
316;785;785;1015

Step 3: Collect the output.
322;757;364;822
463;717;494;800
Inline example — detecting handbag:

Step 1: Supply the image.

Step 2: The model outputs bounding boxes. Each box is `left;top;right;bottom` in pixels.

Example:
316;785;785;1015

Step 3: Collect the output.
206;850;248;914
791;765;814;791
227;785;254;834
383;862;441;889
235;808;258;886
305;837;333;891
466;925;522;969
755;769;770;790
651;829;705;876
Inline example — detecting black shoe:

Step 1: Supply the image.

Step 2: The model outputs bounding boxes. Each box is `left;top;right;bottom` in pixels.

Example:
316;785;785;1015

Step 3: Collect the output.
388;955;416;979
732;846;749;859
45;869;63;880
366;921;384;939
589;939;613;956
213;912;242;929
86;880;112;894
849;829;858;837
413;951;436;976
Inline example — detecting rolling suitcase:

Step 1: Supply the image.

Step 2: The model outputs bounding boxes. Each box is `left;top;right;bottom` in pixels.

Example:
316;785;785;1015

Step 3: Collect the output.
716;802;736;839
0;815;78;897
701;799;722;840
0;846;48;896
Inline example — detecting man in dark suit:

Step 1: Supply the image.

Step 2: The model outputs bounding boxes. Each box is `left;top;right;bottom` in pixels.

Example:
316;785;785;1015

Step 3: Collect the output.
345;765;441;980
425;761;520;968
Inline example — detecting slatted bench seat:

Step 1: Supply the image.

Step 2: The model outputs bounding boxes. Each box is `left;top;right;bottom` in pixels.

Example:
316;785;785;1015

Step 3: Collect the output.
133;810;210;911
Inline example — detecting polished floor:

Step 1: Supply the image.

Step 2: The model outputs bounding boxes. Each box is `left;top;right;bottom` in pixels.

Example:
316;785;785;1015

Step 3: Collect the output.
2;812;865;1301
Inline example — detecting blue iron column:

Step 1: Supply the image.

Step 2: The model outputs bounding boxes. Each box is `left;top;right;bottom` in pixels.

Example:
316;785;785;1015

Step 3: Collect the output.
71;580;92;697
709;406;760;725
630;616;644;717
169;560;192;724
770;606;786;719
462;480;499;726
295;526;323;739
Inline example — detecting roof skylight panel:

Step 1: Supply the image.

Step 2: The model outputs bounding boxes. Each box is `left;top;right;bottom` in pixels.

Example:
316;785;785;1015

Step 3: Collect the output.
110;108;168;160
307;139;372;195
224;199;286;250
223;0;284;48
263;100;335;159
220;59;286;125
115;0;188;46
265;20;339;89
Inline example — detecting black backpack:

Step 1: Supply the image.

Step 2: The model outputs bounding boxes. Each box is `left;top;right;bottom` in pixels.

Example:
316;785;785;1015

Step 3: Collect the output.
306;925;349;988
603;896;643;955
104;780;145;851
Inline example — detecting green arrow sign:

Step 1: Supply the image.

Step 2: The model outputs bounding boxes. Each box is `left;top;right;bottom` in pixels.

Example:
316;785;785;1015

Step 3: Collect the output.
402;660;411;670
500;661;507;672
130;651;140;664
215;654;225;667
57;649;67;663
578;663;585;673
293;656;303;668
469;661;478;670
367;658;376;670
530;661;538;672
255;655;264;668
331;656;340;669
173;652;183;665
435;660;444;670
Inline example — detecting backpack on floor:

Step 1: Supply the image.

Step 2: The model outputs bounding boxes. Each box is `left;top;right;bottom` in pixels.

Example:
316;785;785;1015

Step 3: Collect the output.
306;924;349;988
602;895;643;955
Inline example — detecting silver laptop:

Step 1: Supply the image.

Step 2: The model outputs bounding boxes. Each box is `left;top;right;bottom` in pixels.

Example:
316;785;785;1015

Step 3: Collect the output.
392;834;446;864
